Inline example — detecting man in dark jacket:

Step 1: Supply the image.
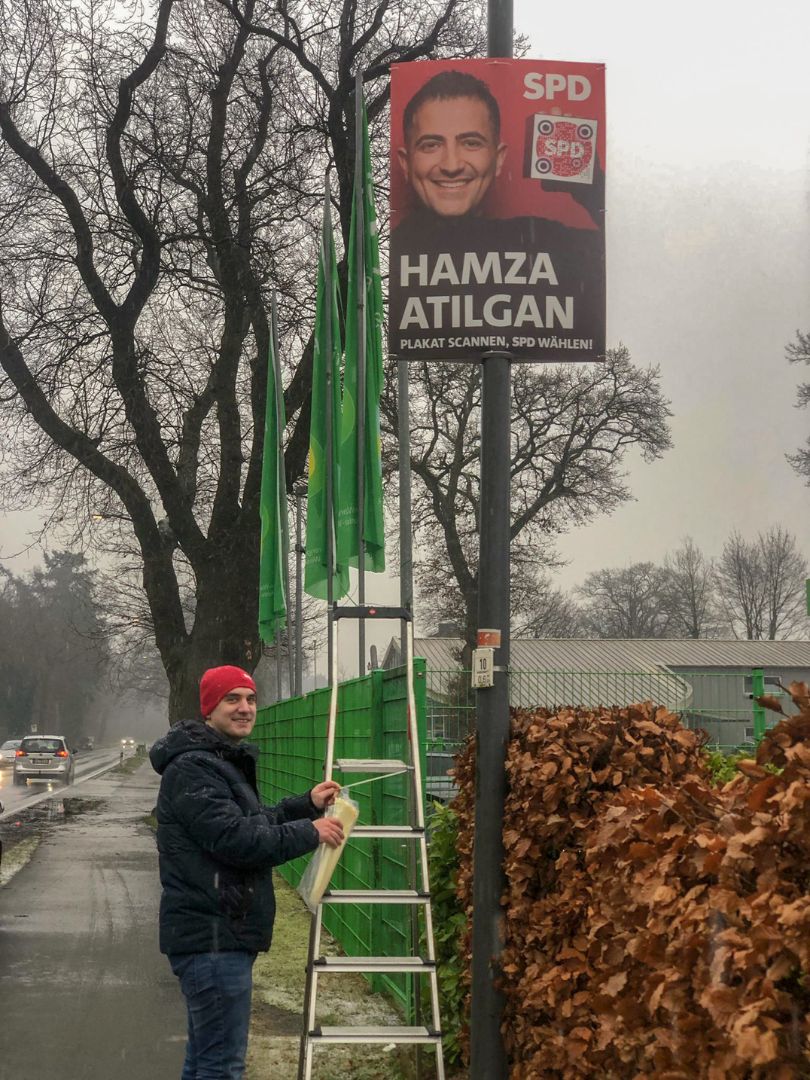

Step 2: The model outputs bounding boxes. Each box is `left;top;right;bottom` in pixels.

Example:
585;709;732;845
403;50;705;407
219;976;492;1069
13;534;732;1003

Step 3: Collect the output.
150;664;343;1080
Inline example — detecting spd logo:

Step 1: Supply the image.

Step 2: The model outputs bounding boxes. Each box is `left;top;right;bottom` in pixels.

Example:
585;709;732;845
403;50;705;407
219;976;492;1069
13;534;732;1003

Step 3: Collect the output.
530;115;597;185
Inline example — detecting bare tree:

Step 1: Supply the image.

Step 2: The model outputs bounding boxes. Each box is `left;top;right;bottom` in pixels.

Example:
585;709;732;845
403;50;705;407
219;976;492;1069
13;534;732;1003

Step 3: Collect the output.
513;576;584;639
786;330;810;483
715;532;767;639
0;0;486;719
0;554;108;742
715;527;807;640
577;562;673;639
382;346;672;646
661;537;722;638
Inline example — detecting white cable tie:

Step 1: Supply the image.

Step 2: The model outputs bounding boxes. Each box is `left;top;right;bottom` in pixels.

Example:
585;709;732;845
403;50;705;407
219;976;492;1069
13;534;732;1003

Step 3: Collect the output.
342;768;410;790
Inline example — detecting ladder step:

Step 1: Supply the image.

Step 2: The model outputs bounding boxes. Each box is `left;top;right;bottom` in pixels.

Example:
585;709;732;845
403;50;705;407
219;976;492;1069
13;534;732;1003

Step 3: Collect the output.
322;889;430;905
313;956;436;974
310;1025;441;1045
332;605;413;622
351;825;425;839
334;758;410;773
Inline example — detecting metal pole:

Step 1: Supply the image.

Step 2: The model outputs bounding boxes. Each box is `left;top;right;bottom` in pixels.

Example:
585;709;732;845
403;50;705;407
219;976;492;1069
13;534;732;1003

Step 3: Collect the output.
271;292;295;698
488;0;513;55
323;193;336;685
274;629;282;702
354;70;367;677
295;488;305;696
751;668;766;743
471;5;513;1077
398;358;413;661
398;339;418;1080
471;353;511;1080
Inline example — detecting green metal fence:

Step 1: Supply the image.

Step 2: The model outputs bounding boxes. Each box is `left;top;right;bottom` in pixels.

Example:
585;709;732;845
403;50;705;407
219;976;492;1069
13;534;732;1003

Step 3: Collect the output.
254;661;427;1015
423;665;786;797
254;658;783;1014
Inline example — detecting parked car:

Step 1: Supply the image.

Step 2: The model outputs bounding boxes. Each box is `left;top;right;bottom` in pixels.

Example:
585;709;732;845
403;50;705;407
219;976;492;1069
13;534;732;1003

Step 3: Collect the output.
13;735;75;787
0;739;21;768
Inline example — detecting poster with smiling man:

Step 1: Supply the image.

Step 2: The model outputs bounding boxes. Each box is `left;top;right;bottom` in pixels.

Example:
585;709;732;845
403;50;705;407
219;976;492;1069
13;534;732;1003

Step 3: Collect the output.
389;58;606;363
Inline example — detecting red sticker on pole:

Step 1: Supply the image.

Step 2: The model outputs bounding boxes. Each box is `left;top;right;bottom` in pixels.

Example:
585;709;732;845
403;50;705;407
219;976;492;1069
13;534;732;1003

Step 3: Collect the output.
477;628;501;648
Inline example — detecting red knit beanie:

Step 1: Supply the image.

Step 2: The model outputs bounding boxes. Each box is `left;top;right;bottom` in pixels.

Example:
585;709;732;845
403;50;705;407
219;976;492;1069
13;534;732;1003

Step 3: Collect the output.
199;665;257;718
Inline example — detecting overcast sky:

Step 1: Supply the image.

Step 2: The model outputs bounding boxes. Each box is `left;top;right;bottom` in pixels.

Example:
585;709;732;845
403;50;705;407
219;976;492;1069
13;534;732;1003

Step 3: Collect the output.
2;0;809;659
514;0;810;589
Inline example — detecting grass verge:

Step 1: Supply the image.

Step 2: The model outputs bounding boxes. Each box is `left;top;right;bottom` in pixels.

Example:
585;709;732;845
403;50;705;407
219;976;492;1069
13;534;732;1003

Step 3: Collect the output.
0;835;40;886
246;876;416;1080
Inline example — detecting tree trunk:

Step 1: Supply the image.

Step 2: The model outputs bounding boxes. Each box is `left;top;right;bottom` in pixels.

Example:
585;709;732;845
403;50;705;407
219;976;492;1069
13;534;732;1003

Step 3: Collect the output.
163;541;261;724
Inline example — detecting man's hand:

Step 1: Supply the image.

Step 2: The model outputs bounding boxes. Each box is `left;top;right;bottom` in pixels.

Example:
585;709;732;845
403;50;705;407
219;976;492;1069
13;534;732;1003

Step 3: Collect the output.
313;817;344;848
310;780;341;810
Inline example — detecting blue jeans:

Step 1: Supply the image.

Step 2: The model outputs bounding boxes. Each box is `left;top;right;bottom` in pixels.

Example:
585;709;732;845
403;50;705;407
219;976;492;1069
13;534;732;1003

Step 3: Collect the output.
169;951;256;1080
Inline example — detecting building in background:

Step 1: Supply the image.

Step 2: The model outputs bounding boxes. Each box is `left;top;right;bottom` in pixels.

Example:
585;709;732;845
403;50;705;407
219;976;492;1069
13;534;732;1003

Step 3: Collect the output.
383;636;810;799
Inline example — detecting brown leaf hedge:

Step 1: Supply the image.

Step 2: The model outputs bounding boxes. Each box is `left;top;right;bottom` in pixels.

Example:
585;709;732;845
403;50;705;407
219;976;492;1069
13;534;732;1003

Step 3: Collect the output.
452;685;810;1078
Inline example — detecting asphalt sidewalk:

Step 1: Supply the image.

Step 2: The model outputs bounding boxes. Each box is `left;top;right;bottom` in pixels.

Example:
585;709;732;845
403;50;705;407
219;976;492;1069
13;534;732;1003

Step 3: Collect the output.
0;760;187;1080
0;759;422;1080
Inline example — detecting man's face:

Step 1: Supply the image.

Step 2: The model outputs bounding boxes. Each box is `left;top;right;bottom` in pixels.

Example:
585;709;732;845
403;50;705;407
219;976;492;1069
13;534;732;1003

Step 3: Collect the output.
206;687;257;741
398;95;506;218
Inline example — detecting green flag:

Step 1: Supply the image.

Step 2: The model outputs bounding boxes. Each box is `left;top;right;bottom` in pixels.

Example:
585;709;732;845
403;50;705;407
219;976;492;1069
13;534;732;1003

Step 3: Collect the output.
336;94;386;574
305;195;349;601
258;313;289;643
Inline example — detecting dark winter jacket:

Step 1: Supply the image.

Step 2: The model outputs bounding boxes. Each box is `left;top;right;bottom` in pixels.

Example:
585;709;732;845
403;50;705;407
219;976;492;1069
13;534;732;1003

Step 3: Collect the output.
150;719;320;956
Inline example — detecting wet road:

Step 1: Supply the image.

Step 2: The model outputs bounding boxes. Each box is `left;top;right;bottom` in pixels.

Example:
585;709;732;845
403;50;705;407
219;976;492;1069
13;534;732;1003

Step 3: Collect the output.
0;747;123;816
0;761;187;1079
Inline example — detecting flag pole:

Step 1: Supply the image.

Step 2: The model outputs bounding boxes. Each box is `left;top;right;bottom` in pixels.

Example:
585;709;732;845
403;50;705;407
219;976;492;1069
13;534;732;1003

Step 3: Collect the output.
271;291;294;697
274;620;282;700
398;358;413;660
323;191;336;685
354;70;367;677
258;292;290;676
294;486;305;696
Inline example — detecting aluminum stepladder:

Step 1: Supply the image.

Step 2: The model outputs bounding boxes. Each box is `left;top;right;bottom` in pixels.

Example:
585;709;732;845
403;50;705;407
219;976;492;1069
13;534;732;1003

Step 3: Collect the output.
298;605;445;1080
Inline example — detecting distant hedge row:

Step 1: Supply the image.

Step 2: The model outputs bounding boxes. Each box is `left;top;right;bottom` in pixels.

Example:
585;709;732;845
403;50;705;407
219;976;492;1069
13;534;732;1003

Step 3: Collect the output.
451;689;810;1078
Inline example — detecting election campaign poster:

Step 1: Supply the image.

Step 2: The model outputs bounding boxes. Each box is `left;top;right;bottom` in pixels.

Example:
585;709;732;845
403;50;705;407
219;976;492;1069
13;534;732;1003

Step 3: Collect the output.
389;58;606;363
